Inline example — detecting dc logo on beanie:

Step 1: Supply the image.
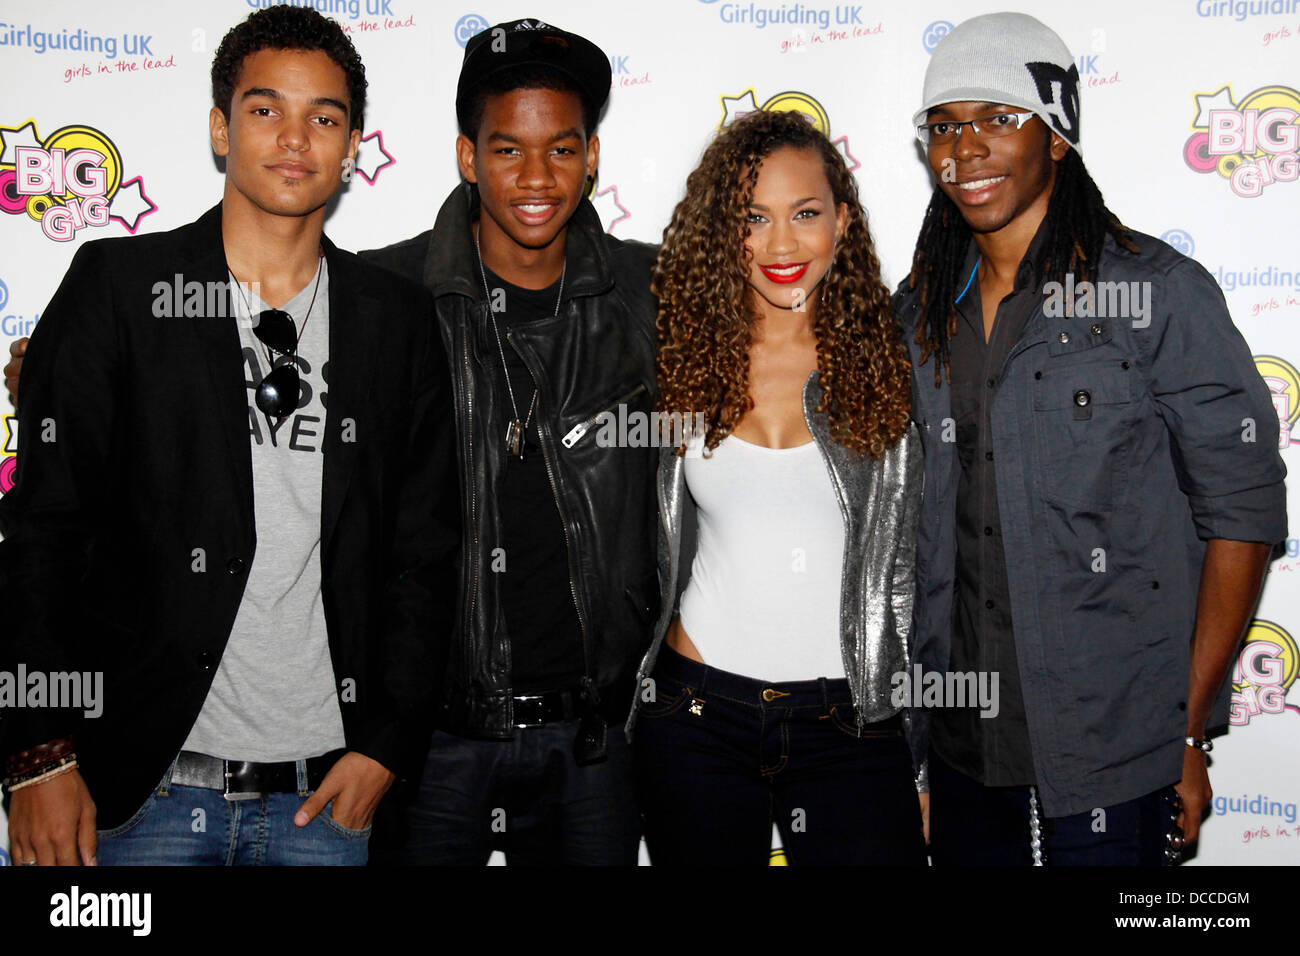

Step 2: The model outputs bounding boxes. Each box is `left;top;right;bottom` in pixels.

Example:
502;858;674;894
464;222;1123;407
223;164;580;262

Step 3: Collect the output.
1025;62;1081;144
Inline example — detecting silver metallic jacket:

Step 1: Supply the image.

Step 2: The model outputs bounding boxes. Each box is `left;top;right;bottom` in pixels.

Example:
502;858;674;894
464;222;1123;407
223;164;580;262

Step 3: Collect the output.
626;371;925;779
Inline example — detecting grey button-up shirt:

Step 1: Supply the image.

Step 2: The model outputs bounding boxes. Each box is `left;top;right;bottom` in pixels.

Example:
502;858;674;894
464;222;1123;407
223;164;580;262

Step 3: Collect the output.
899;229;1287;816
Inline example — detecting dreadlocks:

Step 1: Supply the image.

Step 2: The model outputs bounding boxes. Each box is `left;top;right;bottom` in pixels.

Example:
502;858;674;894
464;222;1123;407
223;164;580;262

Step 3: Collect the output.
906;149;1138;386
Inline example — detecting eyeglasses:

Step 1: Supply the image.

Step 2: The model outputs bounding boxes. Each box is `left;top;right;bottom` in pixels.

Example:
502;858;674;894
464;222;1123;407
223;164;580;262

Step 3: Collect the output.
251;309;301;420
916;111;1037;146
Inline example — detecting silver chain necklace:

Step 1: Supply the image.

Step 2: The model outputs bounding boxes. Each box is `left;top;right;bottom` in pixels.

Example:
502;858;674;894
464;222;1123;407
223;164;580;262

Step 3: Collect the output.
474;233;565;460
230;252;323;348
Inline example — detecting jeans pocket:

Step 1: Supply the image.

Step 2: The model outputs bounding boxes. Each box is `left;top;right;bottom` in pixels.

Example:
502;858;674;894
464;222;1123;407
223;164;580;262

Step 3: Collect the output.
637;673;692;720
97;783;164;839
320;802;373;839
827;705;903;739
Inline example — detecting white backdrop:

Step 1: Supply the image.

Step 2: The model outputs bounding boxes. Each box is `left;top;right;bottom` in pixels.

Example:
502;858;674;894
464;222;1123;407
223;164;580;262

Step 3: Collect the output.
0;0;1297;865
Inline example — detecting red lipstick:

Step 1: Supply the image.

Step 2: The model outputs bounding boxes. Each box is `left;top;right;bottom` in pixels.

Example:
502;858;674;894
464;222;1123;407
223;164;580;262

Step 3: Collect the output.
759;261;809;284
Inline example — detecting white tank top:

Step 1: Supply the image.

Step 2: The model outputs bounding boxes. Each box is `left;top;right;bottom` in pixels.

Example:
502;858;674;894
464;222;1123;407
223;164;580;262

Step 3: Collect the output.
678;433;846;682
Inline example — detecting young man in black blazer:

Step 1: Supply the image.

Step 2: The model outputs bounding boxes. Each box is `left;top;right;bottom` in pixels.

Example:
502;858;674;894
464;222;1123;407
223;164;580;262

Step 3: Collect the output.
0;6;458;866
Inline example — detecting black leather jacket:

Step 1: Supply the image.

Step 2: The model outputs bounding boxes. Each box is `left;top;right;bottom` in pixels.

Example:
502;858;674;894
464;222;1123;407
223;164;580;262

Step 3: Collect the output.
362;184;660;738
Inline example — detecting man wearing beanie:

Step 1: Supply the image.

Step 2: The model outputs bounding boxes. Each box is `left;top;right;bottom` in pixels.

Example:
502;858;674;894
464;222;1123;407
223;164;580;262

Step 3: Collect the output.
897;12;1286;864
362;19;657;865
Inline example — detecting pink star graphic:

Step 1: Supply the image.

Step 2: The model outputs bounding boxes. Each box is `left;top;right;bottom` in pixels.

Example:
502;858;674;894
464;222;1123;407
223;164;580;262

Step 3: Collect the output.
594;183;630;234
831;136;860;173
355;129;396;185
107;176;157;234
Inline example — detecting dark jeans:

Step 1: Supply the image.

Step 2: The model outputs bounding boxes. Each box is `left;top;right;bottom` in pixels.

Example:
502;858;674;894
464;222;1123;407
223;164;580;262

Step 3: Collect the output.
634;644;926;866
388;721;640;865
928;749;1175;865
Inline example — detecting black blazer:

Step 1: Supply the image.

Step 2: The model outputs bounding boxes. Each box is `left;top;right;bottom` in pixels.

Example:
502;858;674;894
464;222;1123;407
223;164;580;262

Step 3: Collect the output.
0;204;460;828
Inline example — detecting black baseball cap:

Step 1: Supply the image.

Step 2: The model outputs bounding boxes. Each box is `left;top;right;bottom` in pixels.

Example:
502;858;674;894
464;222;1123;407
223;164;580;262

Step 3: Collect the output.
455;18;611;135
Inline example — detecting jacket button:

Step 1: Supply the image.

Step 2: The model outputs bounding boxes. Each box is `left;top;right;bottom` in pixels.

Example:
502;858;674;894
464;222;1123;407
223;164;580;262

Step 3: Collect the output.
1034;371;1042;380
985;599;995;610
1058;331;1070;344
1090;324;1102;335
1121;361;1130;370
1074;390;1091;407
197;650;215;672
986;378;996;389
1151;581;1160;590
984;526;993;536
226;557;246;575
985;451;993;461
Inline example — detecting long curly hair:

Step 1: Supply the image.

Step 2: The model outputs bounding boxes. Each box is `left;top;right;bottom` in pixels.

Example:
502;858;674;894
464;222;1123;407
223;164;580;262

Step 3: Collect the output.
653;109;911;458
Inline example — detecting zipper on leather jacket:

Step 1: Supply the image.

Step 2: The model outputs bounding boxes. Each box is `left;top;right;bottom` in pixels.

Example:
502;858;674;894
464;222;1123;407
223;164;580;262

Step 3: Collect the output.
505;329;594;677
560;383;649;449
461;320;481;675
629;452;680;736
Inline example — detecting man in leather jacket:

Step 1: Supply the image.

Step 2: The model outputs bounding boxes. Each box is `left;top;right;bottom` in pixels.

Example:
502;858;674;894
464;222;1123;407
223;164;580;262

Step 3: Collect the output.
362;20;659;864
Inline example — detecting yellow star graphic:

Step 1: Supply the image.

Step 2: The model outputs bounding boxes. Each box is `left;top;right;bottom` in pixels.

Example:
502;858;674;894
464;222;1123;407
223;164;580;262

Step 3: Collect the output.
0;118;44;167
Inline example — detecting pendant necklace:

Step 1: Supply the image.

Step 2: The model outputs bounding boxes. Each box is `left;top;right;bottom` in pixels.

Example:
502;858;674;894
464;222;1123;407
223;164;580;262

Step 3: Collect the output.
474;233;565;461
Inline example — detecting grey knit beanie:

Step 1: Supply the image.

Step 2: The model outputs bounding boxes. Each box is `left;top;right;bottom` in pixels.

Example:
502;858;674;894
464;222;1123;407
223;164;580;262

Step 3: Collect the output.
914;12;1081;152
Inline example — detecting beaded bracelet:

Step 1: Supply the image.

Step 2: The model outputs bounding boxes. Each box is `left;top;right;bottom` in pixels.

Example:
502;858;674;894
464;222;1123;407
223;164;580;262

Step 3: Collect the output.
6;757;78;793
6;737;76;782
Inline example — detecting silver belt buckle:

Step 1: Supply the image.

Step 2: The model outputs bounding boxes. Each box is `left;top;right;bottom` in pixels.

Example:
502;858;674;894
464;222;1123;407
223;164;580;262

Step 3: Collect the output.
513;694;544;729
222;760;265;801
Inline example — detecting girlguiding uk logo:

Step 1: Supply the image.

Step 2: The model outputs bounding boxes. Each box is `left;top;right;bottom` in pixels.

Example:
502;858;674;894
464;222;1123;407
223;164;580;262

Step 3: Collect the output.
454;13;488;47
1183;84;1300;198
921;20;952;53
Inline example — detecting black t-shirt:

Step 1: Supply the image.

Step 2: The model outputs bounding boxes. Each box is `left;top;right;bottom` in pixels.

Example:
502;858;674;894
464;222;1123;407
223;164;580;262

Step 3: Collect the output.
482;264;585;694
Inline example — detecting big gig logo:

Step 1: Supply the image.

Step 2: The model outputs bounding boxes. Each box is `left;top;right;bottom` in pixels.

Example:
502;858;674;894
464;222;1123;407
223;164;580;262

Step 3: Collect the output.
718;88;859;171
1255;355;1300;450
1183;84;1300;198
0;118;155;241
1230;620;1299;726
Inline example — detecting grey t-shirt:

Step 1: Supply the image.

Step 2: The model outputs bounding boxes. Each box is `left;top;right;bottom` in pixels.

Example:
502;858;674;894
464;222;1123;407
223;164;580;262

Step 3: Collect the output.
183;260;346;761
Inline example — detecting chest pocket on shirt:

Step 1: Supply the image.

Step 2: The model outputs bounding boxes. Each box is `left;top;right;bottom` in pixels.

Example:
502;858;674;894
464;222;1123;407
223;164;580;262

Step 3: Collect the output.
1030;349;1135;512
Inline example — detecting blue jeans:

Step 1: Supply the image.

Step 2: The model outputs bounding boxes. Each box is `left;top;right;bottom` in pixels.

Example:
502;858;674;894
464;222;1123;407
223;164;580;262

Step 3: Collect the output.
383;721;640;865
928;750;1175;865
96;755;370;866
634;644;926;865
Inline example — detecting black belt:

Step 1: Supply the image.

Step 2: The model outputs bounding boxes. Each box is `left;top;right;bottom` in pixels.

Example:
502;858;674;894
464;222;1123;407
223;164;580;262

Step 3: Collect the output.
512;688;583;728
170;749;346;800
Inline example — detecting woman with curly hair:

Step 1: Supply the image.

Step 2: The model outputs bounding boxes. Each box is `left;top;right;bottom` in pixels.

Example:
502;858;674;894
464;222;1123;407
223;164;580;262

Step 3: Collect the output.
627;109;925;865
